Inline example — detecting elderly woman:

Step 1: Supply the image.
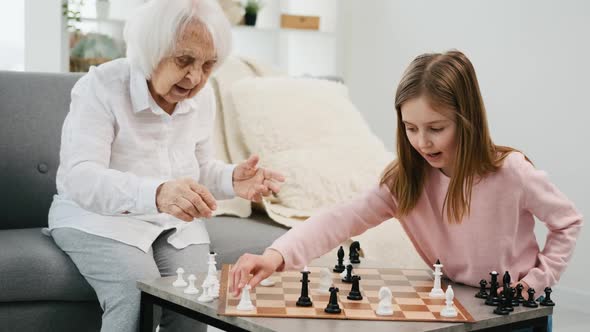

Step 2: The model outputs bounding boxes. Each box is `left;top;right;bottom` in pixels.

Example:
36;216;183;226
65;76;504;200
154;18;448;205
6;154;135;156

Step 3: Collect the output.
48;0;284;331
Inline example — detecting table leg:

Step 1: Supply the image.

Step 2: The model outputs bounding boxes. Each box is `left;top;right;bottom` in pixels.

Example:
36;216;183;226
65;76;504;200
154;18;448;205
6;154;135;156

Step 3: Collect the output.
140;292;155;332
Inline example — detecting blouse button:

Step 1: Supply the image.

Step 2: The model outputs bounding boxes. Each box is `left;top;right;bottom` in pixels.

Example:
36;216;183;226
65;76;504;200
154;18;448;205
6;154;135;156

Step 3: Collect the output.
37;163;49;173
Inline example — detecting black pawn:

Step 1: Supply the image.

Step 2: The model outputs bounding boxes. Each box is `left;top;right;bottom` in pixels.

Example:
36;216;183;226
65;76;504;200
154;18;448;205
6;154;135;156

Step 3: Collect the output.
503;271;511;286
540;287;555;306
515;283;525;303
342;264;353;283
485;272;500;306
324;287;341;314
296;271;313;307
493;298;510;315
523;288;539;308
347;275;363;300
333;246;345;273
349;241;361;264
475;279;488;299
504;287;514;312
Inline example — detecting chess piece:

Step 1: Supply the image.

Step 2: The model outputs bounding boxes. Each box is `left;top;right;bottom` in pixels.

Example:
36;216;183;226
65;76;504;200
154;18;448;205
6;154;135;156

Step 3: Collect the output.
440;286;458;317
324;287;341;314
349;241;361;264
504;287;514;312
342;264;353;283
375;286;394;316
318;268;332;294
173;267;188;287
183;274;199;295
515;283;525;303
510;286;520;307
296;271;313;307
493;296;510;315
485;271;500;306
333;246;345;273
503;271;511;286
347;275;363;300
197;279;214;303
523;288;539;308
540;287;555;306
475;279;488;298
236;285;255;311
429;259;444;298
260;276;276;287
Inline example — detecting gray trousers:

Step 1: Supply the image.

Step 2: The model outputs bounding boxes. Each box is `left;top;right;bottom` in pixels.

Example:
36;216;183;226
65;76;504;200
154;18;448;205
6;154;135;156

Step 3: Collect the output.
51;228;208;332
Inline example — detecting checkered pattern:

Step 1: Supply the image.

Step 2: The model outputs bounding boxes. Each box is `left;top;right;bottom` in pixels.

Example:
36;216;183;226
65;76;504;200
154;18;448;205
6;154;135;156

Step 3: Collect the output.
219;265;474;322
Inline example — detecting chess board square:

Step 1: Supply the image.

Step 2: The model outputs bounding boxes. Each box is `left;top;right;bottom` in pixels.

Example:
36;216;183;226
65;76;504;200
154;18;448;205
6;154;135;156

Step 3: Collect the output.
284;294;300;301
227;299;258;306
286;307;317;316
342;302;372;310
392;292;420;298
283;288;300;294
255;294;285;301
257;307;287;315
410;280;434;287
282;282;301;289
255;300;288;308
360;274;382;280
355;268;380;275
426;304;446;312
403;311;436;320
399;304;429;312
378;268;403;275
363;279;387;286
255;286;285;294
381;274;408;281
395;297;426;305
384;280;412;286
422;298;445;305
402;269;431;277
406;275;433;281
390;285;417;292
369;303;402;311
345;309;377;318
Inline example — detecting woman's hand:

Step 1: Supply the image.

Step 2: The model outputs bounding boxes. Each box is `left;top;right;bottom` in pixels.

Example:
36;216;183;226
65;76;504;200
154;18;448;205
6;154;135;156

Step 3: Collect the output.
233;155;285;202
156;178;217;221
230;249;285;296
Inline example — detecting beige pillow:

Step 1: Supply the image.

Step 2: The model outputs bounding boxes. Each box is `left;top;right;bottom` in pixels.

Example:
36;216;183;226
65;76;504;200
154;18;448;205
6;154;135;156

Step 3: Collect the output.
230;77;394;220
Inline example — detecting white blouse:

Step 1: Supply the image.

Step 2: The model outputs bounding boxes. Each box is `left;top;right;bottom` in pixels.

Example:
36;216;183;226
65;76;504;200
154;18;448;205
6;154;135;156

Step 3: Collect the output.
48;58;235;252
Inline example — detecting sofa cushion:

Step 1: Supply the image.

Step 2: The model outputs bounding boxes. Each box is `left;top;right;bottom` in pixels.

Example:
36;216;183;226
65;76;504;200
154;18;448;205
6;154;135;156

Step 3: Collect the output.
0;228;96;302
205;212;287;265
0;71;83;230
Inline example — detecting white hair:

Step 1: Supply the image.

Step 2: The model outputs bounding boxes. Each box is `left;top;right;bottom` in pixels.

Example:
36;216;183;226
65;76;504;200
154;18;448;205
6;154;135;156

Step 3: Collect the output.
124;0;232;79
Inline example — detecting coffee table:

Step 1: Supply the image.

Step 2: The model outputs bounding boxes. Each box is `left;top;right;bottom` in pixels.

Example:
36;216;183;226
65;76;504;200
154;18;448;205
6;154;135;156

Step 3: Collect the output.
137;258;552;332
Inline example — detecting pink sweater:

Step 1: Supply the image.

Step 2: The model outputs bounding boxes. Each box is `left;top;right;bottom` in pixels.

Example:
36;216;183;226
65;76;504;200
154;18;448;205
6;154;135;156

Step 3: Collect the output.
270;153;583;292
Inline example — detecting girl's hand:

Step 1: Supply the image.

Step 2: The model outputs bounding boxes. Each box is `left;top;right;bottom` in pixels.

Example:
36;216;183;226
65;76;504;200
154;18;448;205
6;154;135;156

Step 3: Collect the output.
497;280;530;297
230;249;285;296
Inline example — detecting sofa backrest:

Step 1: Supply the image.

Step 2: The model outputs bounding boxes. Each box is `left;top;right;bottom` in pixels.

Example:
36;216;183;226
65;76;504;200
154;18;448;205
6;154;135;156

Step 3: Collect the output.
0;71;83;229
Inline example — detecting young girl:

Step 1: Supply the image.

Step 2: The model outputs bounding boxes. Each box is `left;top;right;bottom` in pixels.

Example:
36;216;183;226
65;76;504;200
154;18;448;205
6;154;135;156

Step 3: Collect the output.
229;50;583;302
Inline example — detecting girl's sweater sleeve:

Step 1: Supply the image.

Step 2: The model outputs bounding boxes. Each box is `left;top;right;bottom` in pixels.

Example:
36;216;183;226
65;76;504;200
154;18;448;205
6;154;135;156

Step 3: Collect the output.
269;184;397;271
517;155;583;292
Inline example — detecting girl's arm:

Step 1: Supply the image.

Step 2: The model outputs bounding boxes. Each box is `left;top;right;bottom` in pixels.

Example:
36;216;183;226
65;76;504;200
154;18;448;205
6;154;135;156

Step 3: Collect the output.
517;155;583;292
269;184;397;271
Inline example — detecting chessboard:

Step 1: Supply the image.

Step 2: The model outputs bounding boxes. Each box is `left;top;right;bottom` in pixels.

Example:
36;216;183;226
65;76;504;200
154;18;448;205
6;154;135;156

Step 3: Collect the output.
218;264;475;323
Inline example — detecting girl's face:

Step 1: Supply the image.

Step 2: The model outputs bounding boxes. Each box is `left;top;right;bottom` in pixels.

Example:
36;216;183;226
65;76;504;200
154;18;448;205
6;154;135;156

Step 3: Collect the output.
149;21;217;112
401;96;458;177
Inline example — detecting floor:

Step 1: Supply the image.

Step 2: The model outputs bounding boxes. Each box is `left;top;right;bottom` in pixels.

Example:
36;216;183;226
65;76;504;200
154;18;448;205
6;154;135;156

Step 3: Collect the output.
207;305;589;331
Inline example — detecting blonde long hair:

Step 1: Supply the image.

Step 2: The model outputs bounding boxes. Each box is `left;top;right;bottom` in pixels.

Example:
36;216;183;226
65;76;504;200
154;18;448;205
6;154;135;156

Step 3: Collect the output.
381;50;524;223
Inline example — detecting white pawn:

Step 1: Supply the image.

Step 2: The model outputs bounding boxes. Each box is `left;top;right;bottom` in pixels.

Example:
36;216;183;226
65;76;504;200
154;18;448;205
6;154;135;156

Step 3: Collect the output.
260;276;276;287
183;274;199;295
376;286;394;316
440;286;458;317
172;267;188;288
197;280;214;303
210;281;220;299
236;285;255;311
429;260;444;298
318;268;332;294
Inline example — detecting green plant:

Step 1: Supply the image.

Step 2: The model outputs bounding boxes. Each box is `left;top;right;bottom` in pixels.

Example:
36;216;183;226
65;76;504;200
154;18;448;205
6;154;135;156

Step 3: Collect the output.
243;0;263;15
62;0;84;31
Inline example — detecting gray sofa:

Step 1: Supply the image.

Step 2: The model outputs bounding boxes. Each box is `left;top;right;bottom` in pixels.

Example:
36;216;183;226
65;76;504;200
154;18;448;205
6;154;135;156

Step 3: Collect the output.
0;70;287;331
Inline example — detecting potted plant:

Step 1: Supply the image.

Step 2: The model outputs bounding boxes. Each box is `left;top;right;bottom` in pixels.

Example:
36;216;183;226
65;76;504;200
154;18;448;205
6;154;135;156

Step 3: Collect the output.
243;0;263;26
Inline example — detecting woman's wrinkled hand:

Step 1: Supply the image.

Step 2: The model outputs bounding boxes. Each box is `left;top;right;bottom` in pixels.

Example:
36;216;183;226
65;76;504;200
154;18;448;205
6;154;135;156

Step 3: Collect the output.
233;155;285;202
156;178;217;221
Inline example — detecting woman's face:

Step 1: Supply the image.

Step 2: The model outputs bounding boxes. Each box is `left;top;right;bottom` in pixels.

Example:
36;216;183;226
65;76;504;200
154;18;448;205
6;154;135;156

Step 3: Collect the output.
149;21;217;110
401;96;458;176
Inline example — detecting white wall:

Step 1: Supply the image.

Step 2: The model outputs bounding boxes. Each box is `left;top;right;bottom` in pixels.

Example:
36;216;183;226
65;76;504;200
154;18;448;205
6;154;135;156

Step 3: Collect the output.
340;0;590;307
0;1;25;71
